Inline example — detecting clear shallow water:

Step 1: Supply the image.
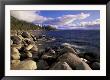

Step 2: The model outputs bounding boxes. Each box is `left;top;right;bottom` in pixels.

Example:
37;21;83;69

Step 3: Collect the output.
38;30;100;55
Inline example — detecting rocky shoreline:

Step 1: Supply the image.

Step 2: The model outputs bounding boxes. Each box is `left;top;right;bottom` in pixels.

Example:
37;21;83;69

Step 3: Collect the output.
11;30;100;70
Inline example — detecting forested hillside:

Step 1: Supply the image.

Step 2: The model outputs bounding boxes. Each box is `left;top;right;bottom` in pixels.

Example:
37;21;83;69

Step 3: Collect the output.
11;16;56;30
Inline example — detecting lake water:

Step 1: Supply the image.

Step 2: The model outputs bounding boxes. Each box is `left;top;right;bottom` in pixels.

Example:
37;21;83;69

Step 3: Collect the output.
37;30;100;55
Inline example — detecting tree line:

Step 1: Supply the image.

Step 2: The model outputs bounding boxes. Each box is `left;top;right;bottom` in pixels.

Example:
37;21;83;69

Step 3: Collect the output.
11;16;56;31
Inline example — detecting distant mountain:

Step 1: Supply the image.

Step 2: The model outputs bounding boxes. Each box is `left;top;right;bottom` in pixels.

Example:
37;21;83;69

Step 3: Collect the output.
11;16;56;30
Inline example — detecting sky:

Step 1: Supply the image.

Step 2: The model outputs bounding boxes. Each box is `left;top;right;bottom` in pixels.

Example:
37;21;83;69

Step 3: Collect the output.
11;10;100;30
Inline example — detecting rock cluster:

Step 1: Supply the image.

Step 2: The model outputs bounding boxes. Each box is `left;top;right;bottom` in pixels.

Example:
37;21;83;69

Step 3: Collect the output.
10;31;100;70
11;31;38;70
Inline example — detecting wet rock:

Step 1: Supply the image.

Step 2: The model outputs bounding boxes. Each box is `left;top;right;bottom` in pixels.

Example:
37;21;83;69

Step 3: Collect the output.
12;60;37;70
50;61;72;70
61;43;72;47
37;60;49;70
22;32;30;38
91;62;100;70
80;58;88;62
58;53;91;70
11;36;21;44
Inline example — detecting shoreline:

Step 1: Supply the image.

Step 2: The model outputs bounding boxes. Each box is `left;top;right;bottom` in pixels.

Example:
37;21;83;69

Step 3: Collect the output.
10;30;100;70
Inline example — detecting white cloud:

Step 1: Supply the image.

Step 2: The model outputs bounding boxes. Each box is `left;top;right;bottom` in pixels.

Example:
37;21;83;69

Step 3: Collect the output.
10;10;46;23
43;12;90;26
80;19;100;27
10;11;99;29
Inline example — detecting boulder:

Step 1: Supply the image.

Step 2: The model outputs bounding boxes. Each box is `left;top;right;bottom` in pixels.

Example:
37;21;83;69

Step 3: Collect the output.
22;32;30;38
49;49;55;54
25;44;34;51
11;53;20;60
11;47;20;60
11;47;20;55
11;44;22;50
80;58;88;62
42;54;53;59
30;45;38;52
61;46;78;55
61;43;72;47
91;62;100;70
11;36;21;44
75;61;92;70
26;51;32;58
18;35;24;41
58;53;91;70
50;61;72;70
37;60;49;70
23;38;35;45
11;60;20;69
12;60;37;70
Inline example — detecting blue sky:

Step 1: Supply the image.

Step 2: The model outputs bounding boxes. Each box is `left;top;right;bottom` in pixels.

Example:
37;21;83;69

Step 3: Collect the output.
39;10;99;20
11;10;100;30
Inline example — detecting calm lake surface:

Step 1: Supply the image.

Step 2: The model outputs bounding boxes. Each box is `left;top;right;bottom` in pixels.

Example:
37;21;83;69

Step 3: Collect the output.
35;30;100;55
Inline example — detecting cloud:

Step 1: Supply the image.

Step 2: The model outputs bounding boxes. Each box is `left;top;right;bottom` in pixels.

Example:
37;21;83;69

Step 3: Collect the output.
11;10;46;23
11;11;99;30
43;12;90;26
79;19;100;27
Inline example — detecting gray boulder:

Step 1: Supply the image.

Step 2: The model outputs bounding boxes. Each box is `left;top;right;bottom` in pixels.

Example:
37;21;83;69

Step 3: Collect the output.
50;61;72;70
58;53;92;70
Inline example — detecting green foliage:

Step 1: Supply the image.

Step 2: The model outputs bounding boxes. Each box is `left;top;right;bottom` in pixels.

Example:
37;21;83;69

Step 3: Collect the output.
11;16;56;31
